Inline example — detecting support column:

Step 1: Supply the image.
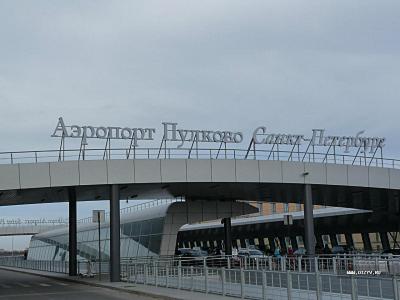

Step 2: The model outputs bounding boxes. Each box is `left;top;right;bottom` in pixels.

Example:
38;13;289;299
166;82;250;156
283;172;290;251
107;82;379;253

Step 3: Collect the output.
316;235;324;250
216;239;222;250
222;218;232;255
68;187;77;276
380;232;390;251
258;237;266;252
279;236;287;252
329;234;338;247
268;237;276;251
345;233;354;248
304;184;315;256
361;232;372;252
290;236;298;250
110;184;120;282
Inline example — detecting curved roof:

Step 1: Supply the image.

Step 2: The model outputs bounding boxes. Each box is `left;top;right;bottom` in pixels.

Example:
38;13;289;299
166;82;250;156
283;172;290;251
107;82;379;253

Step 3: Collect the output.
0;159;398;208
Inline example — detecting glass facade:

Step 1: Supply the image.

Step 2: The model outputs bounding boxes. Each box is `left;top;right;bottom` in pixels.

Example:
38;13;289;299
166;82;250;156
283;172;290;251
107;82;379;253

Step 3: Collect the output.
27;217;165;261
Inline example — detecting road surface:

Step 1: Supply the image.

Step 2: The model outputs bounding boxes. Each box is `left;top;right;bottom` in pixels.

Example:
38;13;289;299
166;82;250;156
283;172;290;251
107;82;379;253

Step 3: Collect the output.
0;268;156;300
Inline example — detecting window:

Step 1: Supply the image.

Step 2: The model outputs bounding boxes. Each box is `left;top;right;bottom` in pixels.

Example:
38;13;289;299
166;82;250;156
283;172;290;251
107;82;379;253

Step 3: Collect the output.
284;203;289;213
271;203;277;214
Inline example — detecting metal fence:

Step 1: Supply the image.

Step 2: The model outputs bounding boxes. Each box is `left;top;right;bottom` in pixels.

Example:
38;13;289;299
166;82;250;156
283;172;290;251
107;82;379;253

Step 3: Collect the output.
0;256;69;274
122;254;400;277
127;263;399;300
1;255;399;299
0;147;398;169
0;256;110;276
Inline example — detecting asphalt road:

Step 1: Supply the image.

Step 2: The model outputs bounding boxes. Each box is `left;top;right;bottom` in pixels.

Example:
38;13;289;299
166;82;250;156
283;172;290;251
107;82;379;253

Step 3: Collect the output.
0;269;156;300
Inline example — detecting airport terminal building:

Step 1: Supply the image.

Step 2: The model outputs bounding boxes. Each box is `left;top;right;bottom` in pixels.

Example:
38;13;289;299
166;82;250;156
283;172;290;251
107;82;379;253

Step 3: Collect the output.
0;118;399;283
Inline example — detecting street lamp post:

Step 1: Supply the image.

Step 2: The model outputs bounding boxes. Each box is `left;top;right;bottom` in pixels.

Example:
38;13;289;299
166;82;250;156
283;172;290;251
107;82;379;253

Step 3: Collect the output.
93;210;105;281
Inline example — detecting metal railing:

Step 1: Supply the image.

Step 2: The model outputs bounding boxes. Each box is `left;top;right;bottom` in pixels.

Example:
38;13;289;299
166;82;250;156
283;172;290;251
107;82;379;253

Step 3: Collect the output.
1;255;399;299
0;147;398;169
0;256;108;276
2;254;399;277
126;262;399;300
77;197;184;223
0;256;69;274
123;254;400;277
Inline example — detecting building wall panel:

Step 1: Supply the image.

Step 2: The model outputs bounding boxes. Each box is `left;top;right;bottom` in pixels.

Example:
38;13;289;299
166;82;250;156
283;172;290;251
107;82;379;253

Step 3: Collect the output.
186;160;212;182
304;162;327;185
211;160;236;182
161;160;187;183
235;160;259;183
282;161;305;184
368;167;390;188
134;159;161;183
0;164;20;190
259;161;282;183
107;159;134;184
326;164;348;186
389;168;400;189
50;161;79;187
348;165;369;187
20;163;50;189
79;160;107;185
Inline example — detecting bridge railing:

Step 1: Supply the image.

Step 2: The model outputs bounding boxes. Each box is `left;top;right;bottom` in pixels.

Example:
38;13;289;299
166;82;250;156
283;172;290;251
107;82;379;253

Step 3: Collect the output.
0;147;399;169
77;197;184;223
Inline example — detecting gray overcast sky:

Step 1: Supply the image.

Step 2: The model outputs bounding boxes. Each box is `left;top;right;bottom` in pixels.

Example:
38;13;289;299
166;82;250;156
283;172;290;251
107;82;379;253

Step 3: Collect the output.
0;1;399;249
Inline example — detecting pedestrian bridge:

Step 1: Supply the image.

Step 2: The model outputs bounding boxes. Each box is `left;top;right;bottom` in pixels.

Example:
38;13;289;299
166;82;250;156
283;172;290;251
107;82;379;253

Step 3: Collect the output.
0;147;399;210
0;146;399;281
0;221;67;236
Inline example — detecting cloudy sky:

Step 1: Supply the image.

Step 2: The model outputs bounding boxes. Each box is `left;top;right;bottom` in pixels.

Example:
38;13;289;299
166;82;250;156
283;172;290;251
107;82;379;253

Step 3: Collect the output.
0;1;399;249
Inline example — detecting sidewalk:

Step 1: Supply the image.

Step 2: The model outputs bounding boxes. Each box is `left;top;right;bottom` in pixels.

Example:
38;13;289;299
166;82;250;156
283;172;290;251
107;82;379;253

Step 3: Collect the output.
0;266;238;300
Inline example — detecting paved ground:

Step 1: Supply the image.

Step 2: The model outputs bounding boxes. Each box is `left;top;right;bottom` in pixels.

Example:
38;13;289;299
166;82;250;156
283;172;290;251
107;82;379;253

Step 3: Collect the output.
0;269;155;300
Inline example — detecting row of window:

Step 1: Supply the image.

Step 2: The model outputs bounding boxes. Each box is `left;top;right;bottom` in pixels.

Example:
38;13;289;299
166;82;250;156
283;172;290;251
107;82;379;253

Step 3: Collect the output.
179;232;398;252
28;217;165;261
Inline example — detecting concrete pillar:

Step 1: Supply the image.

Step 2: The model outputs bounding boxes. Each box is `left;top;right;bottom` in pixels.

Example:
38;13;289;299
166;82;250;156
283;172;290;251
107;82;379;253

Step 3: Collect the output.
258;237;266;252
329;234;338;247
304;184;315;255
345;233;354;248
110;184;120;282
222;218;232;255
68;187;77;276
279;236;287;251
268;237;276;251
380;232;390;251
216;239;222;250
361;232;372;252
290;236;298;250
316;235;324;250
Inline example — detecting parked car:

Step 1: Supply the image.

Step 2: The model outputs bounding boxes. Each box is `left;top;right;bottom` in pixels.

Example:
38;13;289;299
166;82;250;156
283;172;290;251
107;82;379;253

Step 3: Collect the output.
331;246;346;255
293;247;306;256
381;249;400;256
178;248;208;266
237;249;265;258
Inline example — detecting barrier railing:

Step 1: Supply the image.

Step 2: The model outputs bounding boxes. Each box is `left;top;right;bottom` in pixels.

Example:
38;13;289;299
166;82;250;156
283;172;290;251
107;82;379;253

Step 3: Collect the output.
0;256;69;274
126;262;399;300
123;254;400;276
1;255;399;299
78;197;184;223
0;147;398;169
2;254;399;276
